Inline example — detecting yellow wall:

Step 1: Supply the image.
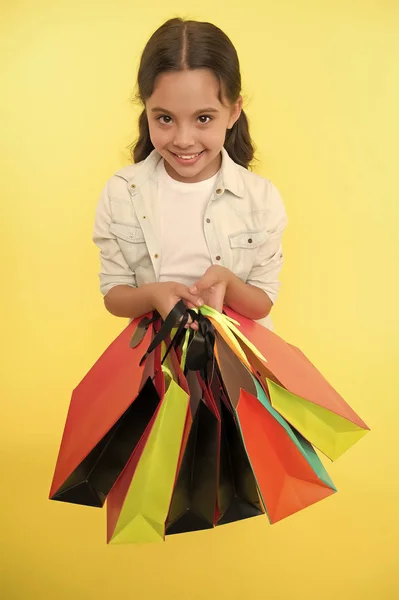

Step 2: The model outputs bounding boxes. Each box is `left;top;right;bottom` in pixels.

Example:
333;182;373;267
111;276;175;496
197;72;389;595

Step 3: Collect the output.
1;1;398;598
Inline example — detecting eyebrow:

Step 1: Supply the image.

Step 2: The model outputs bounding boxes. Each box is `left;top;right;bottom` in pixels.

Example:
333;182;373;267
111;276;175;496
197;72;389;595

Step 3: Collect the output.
150;107;219;116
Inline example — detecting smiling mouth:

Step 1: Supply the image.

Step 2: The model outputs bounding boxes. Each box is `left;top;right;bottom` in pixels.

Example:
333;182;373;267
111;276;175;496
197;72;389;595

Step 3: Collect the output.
171;151;204;160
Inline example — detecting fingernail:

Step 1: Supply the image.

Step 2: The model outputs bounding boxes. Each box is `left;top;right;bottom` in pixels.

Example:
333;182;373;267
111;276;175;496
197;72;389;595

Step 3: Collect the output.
191;286;198;294
197;298;204;306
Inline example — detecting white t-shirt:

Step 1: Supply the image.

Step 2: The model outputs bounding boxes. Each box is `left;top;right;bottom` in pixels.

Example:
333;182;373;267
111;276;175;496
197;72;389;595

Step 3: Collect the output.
156;158;219;286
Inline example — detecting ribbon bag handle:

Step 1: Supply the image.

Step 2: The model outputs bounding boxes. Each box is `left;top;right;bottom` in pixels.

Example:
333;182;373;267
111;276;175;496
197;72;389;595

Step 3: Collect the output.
139;300;189;366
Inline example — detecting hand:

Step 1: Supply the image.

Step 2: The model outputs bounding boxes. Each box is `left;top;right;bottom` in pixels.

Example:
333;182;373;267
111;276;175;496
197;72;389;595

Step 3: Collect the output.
149;281;203;329
188;266;233;312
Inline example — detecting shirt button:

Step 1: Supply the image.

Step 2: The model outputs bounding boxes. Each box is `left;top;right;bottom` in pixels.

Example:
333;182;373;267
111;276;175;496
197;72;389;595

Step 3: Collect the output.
130;184;136;189
206;218;211;223
215;255;221;261
143;216;147;219
216;188;223;194
154;253;159;259
248;238;253;244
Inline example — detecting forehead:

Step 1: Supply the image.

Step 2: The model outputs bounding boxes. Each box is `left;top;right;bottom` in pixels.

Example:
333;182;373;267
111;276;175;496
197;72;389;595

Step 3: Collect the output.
147;69;225;111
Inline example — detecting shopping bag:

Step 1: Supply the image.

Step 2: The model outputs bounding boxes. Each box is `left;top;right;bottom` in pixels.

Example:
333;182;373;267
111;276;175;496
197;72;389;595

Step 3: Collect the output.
212;306;369;460
50;299;190;508
107;325;196;544
214;332;337;523
174;309;262;526
49;315;158;507
165;367;219;535
51;300;369;544
213;381;264;526
184;361;264;526
162;335;200;468
107;360;190;544
266;379;368;460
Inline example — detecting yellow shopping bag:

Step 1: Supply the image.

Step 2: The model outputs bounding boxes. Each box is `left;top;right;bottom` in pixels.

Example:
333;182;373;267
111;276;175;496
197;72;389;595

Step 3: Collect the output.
107;363;190;544
266;379;369;460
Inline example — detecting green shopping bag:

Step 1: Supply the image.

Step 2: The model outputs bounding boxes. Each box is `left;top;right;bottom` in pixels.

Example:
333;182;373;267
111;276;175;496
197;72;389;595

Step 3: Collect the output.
107;361;190;544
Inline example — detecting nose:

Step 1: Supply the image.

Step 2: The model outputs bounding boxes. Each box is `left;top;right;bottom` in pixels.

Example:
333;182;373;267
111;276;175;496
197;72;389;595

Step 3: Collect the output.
173;125;195;149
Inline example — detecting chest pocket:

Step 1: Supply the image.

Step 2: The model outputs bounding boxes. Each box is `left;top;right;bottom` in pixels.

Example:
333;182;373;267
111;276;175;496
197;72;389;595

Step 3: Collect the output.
110;222;148;267
228;229;268;277
110;222;145;242
229;229;268;249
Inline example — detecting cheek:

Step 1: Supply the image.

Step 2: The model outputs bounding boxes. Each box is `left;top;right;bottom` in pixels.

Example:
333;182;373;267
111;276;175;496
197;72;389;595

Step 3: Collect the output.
148;123;170;148
206;124;227;145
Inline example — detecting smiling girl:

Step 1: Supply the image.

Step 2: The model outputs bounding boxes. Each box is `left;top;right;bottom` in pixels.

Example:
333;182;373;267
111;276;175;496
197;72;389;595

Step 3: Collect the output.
93;17;287;330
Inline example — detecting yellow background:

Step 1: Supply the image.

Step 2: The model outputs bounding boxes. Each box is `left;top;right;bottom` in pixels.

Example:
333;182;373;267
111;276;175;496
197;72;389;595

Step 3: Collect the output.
1;0;398;598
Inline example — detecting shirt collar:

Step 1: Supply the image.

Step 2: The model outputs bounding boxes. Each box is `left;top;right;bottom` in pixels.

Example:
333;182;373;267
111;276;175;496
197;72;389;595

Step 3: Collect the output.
128;146;245;198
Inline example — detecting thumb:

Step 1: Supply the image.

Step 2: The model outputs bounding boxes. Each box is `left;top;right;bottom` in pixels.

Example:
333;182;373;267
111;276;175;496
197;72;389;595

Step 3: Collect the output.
189;272;216;295
176;284;204;307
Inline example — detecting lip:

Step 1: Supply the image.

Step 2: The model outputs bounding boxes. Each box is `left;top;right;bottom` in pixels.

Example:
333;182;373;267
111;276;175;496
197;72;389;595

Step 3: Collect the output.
170;150;205;166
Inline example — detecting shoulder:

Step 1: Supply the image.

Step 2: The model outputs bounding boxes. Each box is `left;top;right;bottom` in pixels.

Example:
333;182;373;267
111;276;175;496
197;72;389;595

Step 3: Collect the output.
227;159;287;230
236;163;285;212
101;150;160;199
103;160;146;198
239;164;273;193
113;161;144;181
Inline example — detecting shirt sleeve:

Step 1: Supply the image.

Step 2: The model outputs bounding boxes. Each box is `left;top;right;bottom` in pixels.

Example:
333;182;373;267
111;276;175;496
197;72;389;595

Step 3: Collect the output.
92;180;137;296
246;181;288;305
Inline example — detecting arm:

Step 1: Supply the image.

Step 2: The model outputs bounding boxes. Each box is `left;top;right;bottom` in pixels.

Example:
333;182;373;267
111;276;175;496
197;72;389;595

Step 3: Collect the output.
244;182;288;311
103;283;157;319
104;282;203;320
224;276;273;320
93;180;138;299
189;266;272;320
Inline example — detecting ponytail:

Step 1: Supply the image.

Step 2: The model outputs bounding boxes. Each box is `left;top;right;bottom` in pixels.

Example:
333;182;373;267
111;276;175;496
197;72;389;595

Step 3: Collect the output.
224;109;255;169
131;109;154;164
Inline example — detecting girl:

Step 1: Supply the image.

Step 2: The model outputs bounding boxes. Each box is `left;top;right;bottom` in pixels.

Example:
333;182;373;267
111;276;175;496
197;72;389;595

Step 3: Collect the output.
93;17;287;331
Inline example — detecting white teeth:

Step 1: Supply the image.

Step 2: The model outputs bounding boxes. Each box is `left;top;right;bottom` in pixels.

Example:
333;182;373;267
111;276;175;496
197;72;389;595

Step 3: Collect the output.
176;152;201;159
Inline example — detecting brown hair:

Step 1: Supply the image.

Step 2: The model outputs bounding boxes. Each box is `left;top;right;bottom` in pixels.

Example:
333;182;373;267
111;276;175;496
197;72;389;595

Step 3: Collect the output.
129;18;256;169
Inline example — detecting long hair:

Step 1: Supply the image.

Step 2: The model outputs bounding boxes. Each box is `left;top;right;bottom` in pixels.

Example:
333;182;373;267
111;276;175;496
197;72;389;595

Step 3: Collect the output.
129;18;255;169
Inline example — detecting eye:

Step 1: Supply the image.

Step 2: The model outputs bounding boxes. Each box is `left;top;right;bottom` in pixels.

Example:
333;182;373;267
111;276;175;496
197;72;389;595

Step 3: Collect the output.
157;115;173;125
198;115;213;124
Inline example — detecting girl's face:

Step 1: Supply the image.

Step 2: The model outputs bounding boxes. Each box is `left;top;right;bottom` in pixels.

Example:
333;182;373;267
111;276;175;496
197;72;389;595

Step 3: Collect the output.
145;69;242;183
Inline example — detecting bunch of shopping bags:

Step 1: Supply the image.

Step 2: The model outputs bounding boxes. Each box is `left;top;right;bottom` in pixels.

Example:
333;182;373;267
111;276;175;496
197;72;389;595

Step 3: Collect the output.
49;302;370;543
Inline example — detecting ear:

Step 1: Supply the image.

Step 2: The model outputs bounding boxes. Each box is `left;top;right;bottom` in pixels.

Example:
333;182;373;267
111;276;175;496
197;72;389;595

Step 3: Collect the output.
227;95;243;129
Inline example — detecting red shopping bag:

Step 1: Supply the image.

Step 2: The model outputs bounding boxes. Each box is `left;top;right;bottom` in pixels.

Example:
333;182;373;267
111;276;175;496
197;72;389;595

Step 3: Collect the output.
49;315;159;507
223;307;368;429
214;332;336;523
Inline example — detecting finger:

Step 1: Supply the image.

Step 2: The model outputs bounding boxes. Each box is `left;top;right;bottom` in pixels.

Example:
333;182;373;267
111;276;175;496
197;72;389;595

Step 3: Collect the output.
185;300;198;309
183;313;199;331
177;286;204;307
190;274;217;295
213;289;225;312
